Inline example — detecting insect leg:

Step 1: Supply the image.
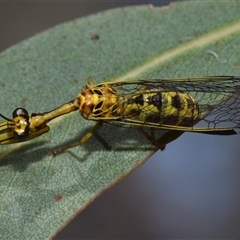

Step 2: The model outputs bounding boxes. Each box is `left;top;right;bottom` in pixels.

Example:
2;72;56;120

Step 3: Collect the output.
53;121;103;155
137;127;166;151
137;127;185;151
155;130;184;147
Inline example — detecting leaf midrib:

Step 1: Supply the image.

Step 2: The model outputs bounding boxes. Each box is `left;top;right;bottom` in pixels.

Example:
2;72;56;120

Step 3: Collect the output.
116;19;240;81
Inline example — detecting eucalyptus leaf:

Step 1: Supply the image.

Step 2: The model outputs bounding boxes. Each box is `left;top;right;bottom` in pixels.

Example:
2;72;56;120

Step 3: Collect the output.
1;1;240;239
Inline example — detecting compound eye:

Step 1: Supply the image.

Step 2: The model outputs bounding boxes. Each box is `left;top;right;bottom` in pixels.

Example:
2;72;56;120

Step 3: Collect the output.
13;129;28;141
12;108;30;141
12;108;28;118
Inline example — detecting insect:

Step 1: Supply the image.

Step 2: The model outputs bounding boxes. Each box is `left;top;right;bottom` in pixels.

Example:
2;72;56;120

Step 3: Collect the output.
0;76;240;155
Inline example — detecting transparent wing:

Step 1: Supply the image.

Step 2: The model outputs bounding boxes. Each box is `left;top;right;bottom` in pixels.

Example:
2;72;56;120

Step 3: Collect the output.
103;76;240;134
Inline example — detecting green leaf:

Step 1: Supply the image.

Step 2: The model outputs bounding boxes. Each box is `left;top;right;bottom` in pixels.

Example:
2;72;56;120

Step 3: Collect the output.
1;1;240;239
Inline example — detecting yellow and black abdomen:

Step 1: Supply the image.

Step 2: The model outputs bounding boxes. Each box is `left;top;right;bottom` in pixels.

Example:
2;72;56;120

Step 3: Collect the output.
78;81;200;128
120;86;200;127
